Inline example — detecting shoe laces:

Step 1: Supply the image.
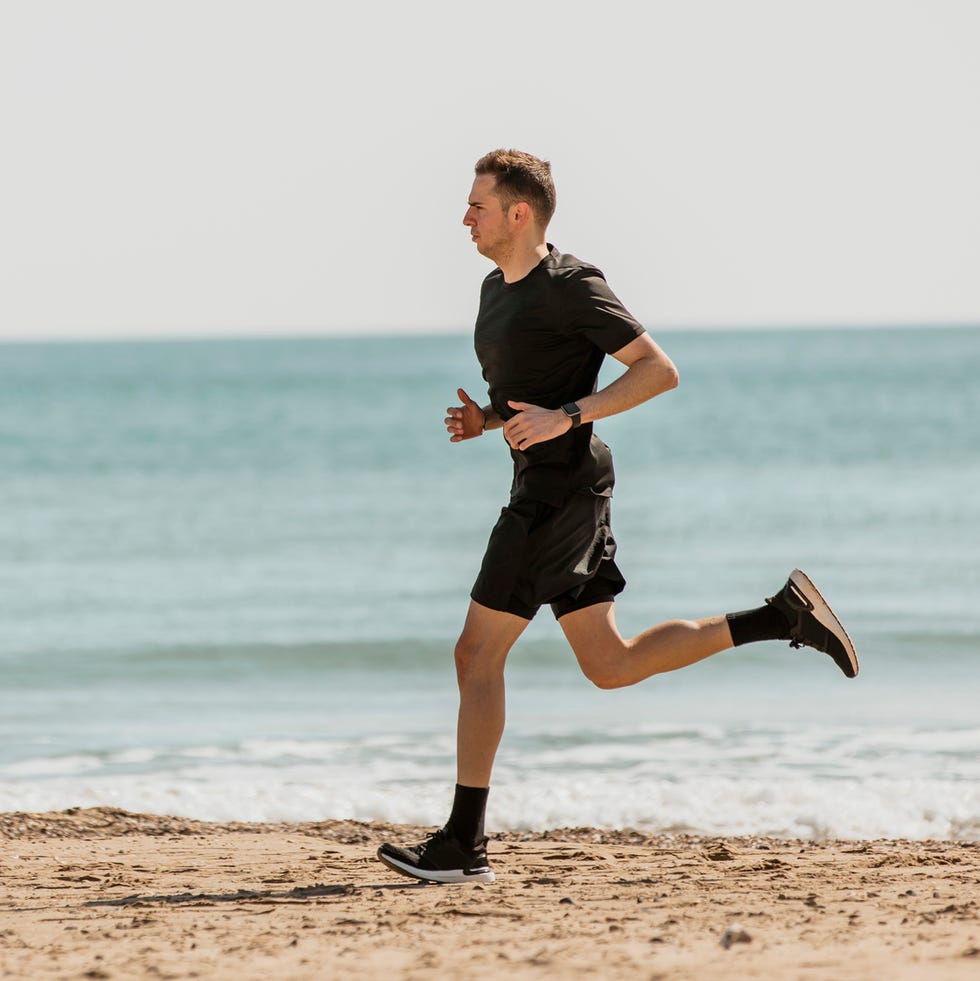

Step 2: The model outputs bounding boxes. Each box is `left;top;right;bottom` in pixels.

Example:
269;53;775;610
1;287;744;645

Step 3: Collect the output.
416;827;451;854
420;827;487;858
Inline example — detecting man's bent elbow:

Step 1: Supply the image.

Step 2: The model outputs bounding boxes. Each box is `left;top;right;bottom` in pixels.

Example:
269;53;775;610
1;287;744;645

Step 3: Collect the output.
652;357;679;395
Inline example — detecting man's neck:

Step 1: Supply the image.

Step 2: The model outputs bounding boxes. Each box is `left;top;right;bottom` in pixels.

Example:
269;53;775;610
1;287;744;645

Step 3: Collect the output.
496;241;551;284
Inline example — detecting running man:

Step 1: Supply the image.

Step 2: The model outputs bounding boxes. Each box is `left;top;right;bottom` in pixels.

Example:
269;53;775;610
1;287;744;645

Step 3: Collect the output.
377;149;857;884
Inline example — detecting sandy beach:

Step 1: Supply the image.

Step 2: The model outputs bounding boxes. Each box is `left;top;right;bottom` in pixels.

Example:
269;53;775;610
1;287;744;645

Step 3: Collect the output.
0;808;977;980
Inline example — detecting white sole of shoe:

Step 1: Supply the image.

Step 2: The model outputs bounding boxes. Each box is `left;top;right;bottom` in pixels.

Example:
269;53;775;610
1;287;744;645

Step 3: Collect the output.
789;568;859;677
377;849;496;884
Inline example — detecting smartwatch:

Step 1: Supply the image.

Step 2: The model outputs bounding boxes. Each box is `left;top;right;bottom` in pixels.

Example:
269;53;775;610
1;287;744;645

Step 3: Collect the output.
561;401;583;429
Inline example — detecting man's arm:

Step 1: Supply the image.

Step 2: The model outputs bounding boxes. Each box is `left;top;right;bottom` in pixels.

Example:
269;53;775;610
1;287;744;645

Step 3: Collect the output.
445;388;503;442
502;333;678;451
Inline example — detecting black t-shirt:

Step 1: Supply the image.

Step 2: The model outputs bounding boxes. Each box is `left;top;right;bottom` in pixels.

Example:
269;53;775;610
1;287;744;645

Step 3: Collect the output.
474;245;645;506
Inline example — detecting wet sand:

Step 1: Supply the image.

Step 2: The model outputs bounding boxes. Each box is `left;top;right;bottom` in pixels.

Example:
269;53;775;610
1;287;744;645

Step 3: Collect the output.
1;808;978;980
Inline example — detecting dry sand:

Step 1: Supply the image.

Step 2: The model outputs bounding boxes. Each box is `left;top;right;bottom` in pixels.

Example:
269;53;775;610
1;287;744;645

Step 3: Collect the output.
1;808;977;980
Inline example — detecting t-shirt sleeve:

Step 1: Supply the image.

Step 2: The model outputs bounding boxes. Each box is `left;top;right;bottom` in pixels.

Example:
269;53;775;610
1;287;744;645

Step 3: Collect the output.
561;266;646;354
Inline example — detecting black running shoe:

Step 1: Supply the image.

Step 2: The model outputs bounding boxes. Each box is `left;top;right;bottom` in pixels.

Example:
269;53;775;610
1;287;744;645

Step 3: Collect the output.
377;828;495;884
767;569;859;678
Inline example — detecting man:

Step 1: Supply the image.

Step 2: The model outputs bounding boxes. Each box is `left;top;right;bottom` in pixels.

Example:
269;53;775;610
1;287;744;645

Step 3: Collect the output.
377;149;857;885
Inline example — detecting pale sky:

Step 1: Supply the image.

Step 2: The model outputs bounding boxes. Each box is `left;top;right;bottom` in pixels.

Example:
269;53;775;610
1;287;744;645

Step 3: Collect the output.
2;0;978;341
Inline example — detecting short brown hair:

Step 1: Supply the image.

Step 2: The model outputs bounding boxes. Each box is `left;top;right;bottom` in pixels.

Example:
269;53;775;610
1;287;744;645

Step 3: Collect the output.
475;149;556;227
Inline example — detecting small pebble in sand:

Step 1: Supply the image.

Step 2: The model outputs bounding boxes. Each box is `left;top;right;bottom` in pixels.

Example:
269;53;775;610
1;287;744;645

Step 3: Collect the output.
720;924;752;949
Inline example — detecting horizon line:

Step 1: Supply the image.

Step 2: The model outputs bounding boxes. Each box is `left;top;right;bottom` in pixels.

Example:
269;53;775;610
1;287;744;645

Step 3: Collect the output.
1;320;978;347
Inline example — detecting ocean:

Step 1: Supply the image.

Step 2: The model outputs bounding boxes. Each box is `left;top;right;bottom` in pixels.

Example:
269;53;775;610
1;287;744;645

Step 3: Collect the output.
1;327;978;840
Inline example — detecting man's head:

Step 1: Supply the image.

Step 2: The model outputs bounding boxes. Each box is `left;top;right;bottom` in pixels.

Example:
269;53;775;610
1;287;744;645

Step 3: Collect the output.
464;149;556;264
474;149;556;228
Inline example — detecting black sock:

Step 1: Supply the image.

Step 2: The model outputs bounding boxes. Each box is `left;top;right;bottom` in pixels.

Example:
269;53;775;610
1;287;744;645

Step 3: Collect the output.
446;784;489;848
726;604;791;647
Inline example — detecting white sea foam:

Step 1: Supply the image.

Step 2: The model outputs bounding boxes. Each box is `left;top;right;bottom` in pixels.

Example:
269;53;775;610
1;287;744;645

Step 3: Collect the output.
1;725;977;840
1;766;976;840
1;755;104;778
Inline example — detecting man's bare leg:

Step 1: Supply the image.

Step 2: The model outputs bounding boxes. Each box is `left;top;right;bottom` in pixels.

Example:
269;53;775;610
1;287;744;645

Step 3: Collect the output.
559;601;733;689
376;600;527;884
454;599;530;787
560;569;860;688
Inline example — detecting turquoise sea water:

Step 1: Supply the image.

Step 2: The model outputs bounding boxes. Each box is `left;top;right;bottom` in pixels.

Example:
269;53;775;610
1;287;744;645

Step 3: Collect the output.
1;327;978;838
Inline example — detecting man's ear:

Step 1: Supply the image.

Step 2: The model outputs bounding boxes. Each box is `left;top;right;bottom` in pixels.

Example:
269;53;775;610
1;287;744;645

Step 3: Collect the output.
510;201;530;225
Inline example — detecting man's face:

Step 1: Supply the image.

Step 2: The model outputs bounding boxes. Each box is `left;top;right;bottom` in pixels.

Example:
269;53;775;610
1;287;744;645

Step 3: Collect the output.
463;174;513;262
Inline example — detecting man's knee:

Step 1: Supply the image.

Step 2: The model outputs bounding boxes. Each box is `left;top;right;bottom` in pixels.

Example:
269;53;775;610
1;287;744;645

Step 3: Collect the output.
575;650;626;690
453;635;477;680
454;634;505;687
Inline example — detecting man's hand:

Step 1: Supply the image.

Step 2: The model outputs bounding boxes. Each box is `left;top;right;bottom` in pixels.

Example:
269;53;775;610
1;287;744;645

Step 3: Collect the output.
503;400;572;451
446;388;486;442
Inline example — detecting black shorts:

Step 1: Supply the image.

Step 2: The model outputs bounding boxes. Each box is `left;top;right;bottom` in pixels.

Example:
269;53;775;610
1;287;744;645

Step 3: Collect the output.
470;490;627;620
